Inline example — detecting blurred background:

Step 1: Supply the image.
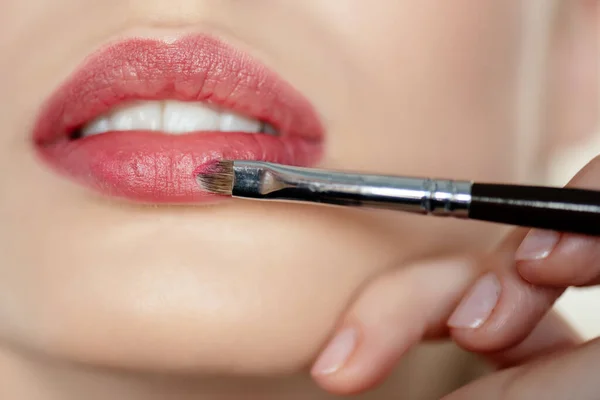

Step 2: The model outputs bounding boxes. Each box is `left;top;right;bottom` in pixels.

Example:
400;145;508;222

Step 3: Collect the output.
551;132;600;339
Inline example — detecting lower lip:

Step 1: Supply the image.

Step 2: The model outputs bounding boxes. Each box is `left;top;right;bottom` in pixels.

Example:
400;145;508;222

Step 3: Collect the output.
39;132;321;203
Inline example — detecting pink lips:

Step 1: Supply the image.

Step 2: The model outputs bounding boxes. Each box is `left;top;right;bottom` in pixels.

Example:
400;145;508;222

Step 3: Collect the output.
34;35;323;203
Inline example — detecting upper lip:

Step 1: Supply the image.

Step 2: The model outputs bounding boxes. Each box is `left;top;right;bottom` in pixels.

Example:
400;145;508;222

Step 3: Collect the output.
34;34;324;203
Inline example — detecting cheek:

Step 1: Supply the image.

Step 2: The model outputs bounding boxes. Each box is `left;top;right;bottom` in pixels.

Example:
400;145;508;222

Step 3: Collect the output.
317;0;523;181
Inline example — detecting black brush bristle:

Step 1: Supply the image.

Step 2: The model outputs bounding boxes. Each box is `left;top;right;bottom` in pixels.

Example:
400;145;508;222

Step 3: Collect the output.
196;160;235;195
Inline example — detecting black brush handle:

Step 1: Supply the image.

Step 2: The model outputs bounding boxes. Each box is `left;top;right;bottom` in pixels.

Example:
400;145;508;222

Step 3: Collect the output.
469;183;600;236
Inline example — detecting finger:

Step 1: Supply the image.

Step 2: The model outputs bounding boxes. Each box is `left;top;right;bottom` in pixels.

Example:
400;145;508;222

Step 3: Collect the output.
516;155;600;287
449;156;600;364
518;232;600;286
310;257;480;395
486;309;581;368
448;229;578;365
444;337;600;400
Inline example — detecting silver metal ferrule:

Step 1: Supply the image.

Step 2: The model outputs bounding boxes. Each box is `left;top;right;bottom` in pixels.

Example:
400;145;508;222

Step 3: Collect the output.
231;161;473;217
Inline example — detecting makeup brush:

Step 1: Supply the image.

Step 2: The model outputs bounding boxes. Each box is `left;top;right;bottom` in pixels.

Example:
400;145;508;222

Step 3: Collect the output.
196;160;600;236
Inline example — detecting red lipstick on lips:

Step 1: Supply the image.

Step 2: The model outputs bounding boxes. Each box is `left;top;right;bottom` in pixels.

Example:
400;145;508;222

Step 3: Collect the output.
34;35;324;203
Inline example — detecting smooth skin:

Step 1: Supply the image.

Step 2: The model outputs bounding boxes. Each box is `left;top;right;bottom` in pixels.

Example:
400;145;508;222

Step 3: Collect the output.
0;0;597;399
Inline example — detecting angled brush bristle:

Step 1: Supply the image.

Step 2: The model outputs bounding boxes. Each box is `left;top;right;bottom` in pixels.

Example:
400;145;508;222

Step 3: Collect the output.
196;160;235;195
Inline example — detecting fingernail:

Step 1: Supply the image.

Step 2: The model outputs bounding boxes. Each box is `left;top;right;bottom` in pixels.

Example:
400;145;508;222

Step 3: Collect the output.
515;230;560;261
448;273;501;329
311;327;358;376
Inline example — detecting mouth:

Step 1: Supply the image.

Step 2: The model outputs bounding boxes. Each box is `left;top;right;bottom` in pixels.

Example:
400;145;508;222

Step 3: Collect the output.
34;34;324;203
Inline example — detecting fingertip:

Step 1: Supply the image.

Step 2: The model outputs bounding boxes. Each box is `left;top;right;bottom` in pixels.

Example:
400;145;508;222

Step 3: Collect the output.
448;270;561;355
310;325;407;395
310;327;360;378
447;272;501;330
311;358;392;396
515;230;561;262
517;234;600;287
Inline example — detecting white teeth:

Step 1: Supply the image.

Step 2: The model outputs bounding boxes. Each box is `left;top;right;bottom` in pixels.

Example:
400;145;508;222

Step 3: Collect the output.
219;111;261;133
109;101;163;132
163;100;221;133
81;116;110;136
79;100;276;137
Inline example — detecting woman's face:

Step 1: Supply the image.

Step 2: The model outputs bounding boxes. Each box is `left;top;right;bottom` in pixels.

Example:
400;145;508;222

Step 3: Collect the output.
0;0;537;373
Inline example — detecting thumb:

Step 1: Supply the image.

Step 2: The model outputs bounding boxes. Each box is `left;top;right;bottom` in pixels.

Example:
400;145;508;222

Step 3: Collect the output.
310;255;480;395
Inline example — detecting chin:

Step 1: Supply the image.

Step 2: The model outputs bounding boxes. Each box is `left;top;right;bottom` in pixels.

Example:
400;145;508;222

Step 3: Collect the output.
6;200;410;375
